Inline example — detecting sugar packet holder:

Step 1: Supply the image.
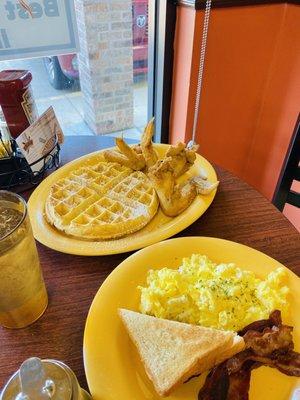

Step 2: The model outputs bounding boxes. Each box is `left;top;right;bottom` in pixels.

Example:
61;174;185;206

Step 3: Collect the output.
16;106;64;172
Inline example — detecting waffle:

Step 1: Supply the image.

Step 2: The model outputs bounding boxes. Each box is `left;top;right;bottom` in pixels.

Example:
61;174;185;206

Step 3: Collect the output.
45;162;159;240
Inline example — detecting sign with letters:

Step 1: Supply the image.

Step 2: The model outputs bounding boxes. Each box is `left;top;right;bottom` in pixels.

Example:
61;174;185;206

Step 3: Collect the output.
0;0;79;61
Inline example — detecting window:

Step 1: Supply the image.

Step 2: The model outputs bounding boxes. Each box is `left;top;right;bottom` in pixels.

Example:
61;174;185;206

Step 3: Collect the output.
0;0;151;141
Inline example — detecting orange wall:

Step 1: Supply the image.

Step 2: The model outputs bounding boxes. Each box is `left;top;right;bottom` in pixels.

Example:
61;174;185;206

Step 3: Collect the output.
170;4;300;204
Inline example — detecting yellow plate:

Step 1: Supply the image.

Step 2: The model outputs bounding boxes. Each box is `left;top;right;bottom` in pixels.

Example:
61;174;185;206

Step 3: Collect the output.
28;144;218;256
84;237;300;400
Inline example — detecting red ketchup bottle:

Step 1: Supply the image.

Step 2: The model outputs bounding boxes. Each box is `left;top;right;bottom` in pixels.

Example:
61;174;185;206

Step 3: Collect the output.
0;70;38;139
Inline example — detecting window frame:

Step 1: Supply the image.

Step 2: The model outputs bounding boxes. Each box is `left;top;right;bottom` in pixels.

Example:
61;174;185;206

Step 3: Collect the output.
148;0;177;143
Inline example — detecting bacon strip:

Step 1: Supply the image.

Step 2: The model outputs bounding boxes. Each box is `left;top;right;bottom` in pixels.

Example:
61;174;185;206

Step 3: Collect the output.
198;361;258;400
244;324;294;355
238;310;282;336
198;311;300;399
226;350;253;375
239;352;300;377
198;364;229;400
227;365;252;400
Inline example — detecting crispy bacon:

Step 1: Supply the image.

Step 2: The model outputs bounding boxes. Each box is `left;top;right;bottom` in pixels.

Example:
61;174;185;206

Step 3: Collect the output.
238;310;282;336
276;351;300;376
198;311;300;400
238;352;300;377
226;350;253;375
198;361;258;400
198;364;229;400
243;324;294;355
226;364;252;400
227;351;300;377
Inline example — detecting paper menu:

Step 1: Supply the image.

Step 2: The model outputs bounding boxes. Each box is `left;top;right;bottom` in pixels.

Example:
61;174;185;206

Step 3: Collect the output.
16;107;64;172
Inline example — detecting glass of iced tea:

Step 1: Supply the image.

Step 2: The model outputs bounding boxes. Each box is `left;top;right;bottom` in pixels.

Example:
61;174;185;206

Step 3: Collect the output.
0;191;48;329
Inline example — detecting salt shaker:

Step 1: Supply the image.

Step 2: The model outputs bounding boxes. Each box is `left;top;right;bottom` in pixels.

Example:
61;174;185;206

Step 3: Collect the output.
0;358;91;400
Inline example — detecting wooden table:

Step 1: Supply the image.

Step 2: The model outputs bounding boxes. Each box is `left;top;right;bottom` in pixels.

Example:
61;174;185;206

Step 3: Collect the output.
1;136;299;392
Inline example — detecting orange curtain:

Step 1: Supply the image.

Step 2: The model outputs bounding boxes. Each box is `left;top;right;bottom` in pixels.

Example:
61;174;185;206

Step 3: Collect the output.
170;4;300;204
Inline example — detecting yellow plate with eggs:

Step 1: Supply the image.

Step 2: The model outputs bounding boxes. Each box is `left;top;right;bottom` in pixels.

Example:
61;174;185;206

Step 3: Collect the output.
83;237;300;400
28;144;218;256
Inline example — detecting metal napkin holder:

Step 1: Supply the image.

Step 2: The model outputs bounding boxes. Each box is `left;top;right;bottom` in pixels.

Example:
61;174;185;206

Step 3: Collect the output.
0;136;60;191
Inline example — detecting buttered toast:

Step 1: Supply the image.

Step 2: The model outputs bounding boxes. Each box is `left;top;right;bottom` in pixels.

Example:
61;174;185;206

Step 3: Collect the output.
119;308;245;396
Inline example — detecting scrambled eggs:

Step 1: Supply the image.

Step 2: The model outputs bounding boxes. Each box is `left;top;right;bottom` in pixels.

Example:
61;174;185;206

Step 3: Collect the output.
139;254;290;331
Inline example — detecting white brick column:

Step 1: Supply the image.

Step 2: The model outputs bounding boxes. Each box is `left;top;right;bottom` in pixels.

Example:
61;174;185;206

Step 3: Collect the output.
75;0;134;134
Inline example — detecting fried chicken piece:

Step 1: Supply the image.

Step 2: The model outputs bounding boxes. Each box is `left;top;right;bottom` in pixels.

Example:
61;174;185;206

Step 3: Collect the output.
103;137;145;170
133;143;142;154
104;119;156;171
103;150;134;169
115;137;145;170
140;117;158;168
148;157;219;217
103;121;199;179
192;176;219;195
165;142;199;178
148;158;197;217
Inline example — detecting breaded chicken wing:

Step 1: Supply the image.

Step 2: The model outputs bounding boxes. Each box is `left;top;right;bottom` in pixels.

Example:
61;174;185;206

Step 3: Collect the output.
140;117;158;168
148;158;219;217
103;137;145;170
147;158;197;217
115;137;145;170
165;142;199;178
192;176;219;195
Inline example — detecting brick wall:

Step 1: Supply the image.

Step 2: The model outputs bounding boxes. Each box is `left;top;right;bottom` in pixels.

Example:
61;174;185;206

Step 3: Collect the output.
75;0;134;134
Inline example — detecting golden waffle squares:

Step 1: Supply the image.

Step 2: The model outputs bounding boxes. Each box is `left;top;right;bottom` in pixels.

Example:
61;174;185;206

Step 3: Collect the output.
45;162;159;239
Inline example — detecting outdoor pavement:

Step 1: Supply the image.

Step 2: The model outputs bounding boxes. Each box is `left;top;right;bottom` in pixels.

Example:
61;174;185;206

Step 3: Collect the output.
0;58;147;140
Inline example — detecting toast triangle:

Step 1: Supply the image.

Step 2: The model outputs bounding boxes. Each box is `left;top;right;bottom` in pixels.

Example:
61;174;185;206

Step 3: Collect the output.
119;308;244;396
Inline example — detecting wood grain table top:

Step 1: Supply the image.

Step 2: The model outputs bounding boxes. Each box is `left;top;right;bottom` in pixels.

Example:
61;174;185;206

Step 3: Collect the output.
0;136;299;392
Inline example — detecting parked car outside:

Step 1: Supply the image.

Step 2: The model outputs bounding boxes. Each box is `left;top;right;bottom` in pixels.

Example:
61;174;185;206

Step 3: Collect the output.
44;0;148;90
43;54;78;90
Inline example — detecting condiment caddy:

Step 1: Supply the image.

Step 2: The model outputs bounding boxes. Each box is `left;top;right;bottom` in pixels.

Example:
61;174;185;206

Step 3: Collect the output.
0;70;61;190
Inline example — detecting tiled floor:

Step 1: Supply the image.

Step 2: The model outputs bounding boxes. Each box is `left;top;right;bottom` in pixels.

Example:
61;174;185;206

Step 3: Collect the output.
0;58;147;140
